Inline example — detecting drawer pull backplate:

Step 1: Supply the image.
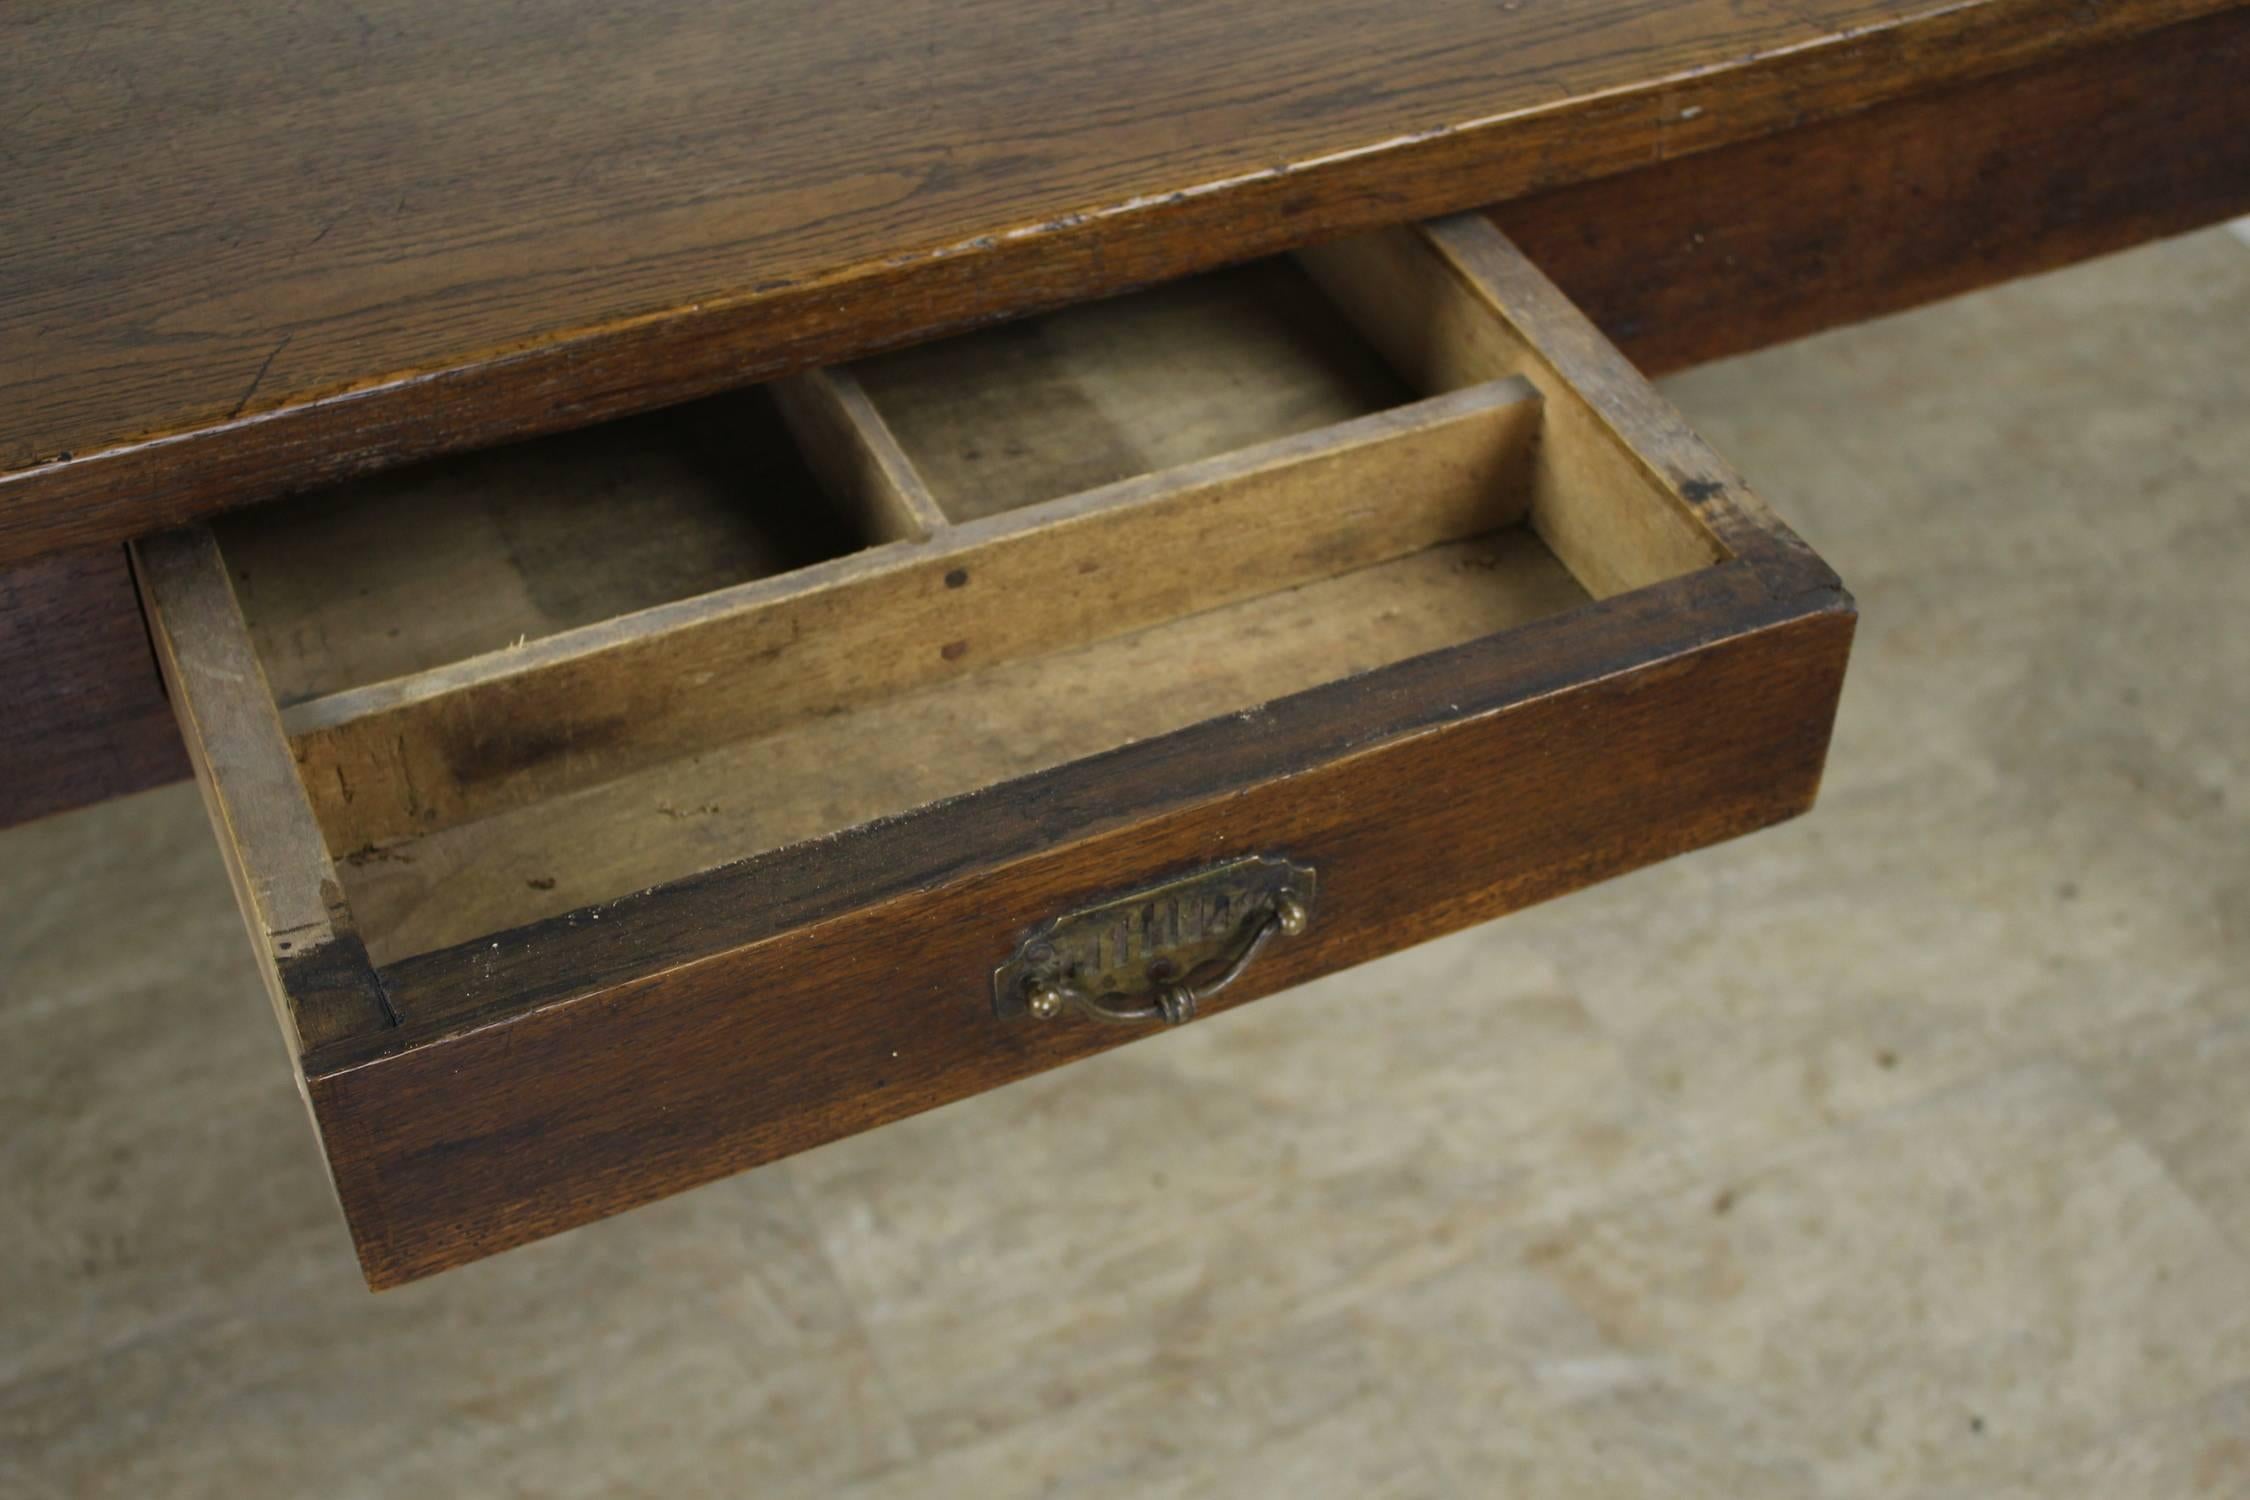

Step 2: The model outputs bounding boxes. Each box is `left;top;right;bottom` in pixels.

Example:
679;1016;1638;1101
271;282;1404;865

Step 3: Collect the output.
993;855;1316;1027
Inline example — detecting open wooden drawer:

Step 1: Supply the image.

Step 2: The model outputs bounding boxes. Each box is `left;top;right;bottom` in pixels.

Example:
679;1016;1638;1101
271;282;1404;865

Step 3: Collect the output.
134;216;1852;1288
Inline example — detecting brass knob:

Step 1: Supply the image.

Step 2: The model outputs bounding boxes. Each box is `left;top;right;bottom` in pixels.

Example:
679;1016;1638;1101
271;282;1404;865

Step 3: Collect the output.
1026;982;1068;1021
1272;891;1310;939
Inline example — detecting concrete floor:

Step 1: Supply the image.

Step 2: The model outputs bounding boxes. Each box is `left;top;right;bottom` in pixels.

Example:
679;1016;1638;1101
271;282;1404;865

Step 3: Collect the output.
3;228;2248;1498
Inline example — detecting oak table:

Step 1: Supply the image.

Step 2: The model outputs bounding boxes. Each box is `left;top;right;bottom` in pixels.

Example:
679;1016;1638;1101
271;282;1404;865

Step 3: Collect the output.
5;0;2245;827
3;0;2244;1285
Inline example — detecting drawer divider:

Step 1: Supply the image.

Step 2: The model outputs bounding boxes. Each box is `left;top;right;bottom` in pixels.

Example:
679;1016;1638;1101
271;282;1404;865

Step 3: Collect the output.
772;366;950;543
275;377;1544;857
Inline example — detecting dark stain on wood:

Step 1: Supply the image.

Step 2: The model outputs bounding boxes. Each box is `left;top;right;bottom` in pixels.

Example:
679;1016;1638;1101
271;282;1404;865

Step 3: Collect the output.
277;929;402;1035
437;710;636;790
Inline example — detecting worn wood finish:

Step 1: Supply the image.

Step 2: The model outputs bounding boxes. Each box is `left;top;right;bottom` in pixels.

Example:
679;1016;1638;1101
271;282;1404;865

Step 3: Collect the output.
282;377;1543;854
341;530;1586;964
1;0;2231;565
129;531;392;1053
1493;3;2250;377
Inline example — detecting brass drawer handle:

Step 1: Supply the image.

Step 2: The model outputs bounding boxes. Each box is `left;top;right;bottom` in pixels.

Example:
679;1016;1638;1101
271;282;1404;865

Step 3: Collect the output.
1022;890;1309;1027
991;855;1317;1027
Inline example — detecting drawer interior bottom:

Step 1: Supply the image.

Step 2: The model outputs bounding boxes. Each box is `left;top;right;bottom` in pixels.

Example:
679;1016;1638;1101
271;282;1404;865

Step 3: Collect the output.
342;528;1587;962
215;395;866;708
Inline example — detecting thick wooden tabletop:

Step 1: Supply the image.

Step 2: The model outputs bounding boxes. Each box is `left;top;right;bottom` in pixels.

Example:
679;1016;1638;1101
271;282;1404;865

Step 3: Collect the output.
0;0;2227;564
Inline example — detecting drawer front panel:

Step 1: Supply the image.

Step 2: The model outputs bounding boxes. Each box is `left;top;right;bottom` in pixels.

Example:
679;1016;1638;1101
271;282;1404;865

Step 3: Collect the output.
312;586;1847;1287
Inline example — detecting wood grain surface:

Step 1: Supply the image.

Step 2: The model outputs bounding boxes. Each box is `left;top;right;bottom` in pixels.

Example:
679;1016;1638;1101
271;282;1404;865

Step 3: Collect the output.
314;581;1852;1286
335;529;1586;965
131;530;394;1053
4;7;2245;833
1;0;2232;564
1494;2;2250;375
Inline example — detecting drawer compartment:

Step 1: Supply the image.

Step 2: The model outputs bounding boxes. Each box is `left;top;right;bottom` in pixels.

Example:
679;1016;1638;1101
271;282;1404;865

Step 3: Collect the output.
137;216;1852;1288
